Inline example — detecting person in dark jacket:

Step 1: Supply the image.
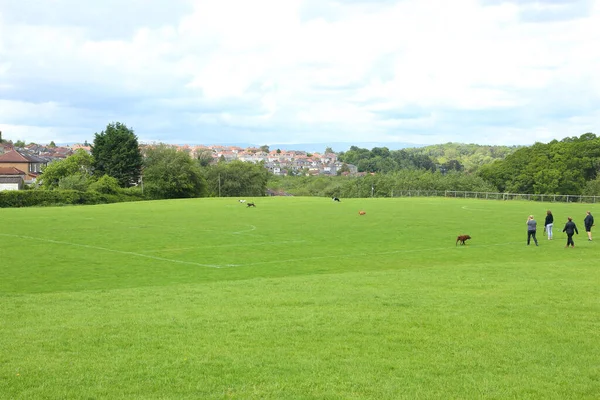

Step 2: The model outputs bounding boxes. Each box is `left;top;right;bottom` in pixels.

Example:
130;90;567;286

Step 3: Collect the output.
562;217;578;248
544;210;554;240
584;211;594;241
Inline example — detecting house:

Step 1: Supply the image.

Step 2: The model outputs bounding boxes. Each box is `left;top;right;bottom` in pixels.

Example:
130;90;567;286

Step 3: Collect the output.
0;150;48;185
0;167;26;191
0;142;14;155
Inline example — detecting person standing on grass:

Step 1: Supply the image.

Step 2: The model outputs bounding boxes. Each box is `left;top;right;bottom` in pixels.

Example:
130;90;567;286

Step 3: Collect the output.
584;211;594;241
562;217;578;248
527;215;539;246
544;210;554;240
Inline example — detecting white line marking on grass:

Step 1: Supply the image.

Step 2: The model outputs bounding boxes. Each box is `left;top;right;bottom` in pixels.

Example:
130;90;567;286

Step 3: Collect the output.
140;240;307;253
0;233;221;269
461;206;491;211
232;225;257;235
219;241;522;268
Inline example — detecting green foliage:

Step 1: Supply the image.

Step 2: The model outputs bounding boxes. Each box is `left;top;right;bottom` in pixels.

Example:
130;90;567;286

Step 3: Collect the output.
88;174;121;195
196;149;214;167
203;160;270;197
14;140;26;147
0;188;144;207
338;146;441;173
403;142;519;173
58;173;91;191
582;176;600;196
40;149;94;189
91;122;143;187
49;141;57;148
269;170;496;197
143;144;207;199
478;133;600;195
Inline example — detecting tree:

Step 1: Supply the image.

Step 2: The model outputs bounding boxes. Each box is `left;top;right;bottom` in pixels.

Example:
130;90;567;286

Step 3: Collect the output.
0;130;4;143
325;146;334;154
58;174;91;191
91;122;143;187
14;140;26;148
143;144;206;199
442;160;464;172
259;145;270;153
39;149;94;189
89;175;120;194
337;163;350;176
49;141;57;148
203;160;269;197
197;149;214;167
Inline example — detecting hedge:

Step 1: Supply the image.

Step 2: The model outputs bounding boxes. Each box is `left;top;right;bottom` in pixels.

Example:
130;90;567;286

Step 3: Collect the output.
0;189;145;208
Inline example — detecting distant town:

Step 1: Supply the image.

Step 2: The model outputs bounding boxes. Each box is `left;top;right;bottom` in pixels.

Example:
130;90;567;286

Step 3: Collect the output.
0;141;359;182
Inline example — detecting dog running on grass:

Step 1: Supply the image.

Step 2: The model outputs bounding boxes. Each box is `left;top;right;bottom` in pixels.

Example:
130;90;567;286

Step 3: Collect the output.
332;197;341;202
247;202;256;207
456;235;471;246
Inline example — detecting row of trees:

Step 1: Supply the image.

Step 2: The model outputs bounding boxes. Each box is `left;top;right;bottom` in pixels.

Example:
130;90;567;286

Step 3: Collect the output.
30;124;600;200
38;123;268;200
336;143;519;174
478;133;600;195
269;170;496;198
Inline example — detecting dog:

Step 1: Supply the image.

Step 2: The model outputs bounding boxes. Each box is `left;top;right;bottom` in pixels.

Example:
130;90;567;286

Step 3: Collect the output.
239;199;246;203
359;210;366;215
456;235;471;246
247;202;256;207
332;197;341;202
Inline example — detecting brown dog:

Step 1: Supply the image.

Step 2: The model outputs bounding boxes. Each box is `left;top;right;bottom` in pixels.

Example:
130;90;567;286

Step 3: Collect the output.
359;210;366;215
456;235;471;246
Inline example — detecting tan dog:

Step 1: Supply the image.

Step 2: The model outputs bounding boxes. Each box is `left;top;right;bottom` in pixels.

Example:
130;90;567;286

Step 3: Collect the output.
359;210;366;215
456;235;471;246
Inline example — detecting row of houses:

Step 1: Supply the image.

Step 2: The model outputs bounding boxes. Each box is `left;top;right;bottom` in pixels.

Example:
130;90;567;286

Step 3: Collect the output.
0;141;359;191
0;142;80;190
171;144;358;176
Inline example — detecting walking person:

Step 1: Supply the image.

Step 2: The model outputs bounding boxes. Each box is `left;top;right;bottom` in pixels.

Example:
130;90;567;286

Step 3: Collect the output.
544;210;554;240
527;215;539;246
562;217;579;248
584;211;594;241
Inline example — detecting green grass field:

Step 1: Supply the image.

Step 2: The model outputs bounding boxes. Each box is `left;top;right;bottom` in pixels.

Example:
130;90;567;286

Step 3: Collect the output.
1;197;599;399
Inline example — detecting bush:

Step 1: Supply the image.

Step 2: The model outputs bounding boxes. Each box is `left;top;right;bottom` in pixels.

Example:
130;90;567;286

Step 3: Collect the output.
0;188;145;208
58;174;91;191
88;175;121;195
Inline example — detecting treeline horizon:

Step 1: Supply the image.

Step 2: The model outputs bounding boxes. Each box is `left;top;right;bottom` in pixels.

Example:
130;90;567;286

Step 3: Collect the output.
2;126;600;208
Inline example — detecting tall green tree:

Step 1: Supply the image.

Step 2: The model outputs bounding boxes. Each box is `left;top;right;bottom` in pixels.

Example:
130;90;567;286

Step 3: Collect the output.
91;122;143;187
143;144;206;199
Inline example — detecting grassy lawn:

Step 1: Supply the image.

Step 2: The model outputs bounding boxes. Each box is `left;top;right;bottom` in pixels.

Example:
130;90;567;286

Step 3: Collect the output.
1;197;599;399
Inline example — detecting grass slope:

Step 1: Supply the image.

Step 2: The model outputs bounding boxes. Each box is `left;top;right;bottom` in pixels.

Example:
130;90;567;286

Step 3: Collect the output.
1;197;599;399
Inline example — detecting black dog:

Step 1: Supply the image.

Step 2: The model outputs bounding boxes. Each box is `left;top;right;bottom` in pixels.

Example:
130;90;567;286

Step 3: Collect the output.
332;197;341;202
456;235;471;246
247;202;256;207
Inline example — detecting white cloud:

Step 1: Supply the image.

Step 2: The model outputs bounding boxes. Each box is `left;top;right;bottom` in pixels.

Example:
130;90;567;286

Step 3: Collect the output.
0;0;599;147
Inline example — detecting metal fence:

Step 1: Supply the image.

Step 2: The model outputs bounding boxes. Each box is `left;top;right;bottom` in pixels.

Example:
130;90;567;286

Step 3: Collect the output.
389;190;600;203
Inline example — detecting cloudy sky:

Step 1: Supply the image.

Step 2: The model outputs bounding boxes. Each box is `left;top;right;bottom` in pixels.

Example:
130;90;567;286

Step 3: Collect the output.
1;0;599;148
